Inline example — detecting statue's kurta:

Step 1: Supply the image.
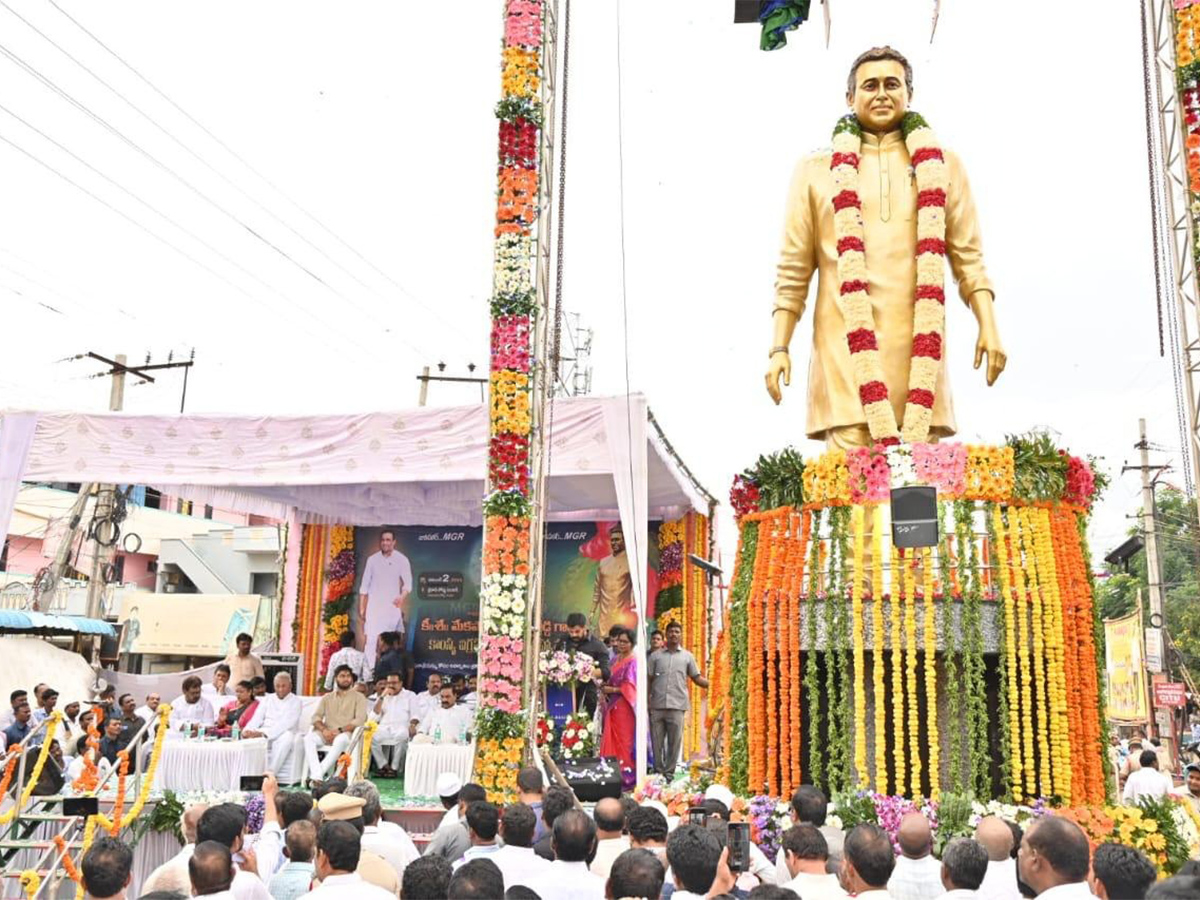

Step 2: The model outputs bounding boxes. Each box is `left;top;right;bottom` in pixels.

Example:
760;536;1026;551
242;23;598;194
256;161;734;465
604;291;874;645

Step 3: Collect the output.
774;130;994;441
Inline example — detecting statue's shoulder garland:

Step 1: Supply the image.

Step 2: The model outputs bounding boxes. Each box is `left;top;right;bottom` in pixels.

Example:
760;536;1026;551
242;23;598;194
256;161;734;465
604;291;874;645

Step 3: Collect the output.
829;111;948;445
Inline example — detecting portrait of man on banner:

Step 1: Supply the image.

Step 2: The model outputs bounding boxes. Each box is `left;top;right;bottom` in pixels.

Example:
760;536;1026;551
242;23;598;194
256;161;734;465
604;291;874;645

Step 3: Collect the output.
591;523;637;636
358;528;413;670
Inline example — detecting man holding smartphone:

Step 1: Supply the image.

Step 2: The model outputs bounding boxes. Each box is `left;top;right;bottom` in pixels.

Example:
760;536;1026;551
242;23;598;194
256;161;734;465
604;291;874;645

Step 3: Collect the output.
371;672;416;776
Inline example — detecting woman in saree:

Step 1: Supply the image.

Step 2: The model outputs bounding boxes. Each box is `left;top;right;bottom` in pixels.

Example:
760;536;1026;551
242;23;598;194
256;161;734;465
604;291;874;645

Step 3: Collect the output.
215;680;259;737
599;626;637;789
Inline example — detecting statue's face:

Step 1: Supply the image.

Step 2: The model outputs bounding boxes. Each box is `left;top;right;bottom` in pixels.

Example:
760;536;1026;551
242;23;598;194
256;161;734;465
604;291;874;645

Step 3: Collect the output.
847;59;909;133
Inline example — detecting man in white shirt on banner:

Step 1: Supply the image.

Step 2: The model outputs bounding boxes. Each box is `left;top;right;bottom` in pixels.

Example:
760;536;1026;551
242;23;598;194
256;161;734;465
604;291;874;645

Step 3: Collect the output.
413;685;471;744
323;632;371;690
358;529;412;670
370;672;416;777
244;671;303;778
169;676;216;737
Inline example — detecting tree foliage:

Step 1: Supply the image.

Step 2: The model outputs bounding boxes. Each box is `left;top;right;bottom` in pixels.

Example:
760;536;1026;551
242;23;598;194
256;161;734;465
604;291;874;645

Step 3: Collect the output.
1096;487;1200;674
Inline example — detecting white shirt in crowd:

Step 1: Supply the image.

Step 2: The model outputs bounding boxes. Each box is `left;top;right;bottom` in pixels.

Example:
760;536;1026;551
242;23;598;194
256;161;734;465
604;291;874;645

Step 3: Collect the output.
361;823;419;879
889;853;946;900
417;704;472;742
940;891;980;900
1123;766;1173;804
490;845;551;891
532;859;606;900
1033;884;1095;900
134;705;158;725
413;690;441;723
167;695;215;732
300;871;396;899
374;690;417;729
588;835;630;878
231;866;271;900
142;843;195;894
324;646;372;689
201;682;234;702
977;857;1021;900
782;871;848;900
247;691;303;739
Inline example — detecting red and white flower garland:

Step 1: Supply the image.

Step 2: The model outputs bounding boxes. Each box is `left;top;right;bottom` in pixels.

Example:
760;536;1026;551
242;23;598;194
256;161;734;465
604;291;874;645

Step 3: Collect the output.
830;112;948;445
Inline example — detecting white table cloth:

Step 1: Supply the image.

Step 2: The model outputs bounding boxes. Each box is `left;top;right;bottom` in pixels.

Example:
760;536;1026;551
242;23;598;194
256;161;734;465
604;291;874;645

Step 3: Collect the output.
154;738;267;792
403;741;475;798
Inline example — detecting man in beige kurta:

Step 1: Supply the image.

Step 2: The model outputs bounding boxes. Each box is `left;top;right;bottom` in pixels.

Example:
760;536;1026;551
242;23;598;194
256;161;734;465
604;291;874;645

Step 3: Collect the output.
774;130;994;445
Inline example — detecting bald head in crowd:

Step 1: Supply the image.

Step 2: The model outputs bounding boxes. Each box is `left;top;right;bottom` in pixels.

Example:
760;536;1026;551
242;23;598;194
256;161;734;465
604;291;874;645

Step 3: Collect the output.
189;841;233;896
976;816;1013;861
285;819;317;863
182;804;209;846
897;812;933;859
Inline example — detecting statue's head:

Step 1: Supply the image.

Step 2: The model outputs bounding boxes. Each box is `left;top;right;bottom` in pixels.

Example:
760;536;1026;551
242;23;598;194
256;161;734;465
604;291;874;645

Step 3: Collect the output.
846;46;913;134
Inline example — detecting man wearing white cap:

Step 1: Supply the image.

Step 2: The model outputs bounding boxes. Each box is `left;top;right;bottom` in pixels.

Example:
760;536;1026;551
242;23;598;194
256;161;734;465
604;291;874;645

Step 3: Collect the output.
310;794;398;896
435;773;464;833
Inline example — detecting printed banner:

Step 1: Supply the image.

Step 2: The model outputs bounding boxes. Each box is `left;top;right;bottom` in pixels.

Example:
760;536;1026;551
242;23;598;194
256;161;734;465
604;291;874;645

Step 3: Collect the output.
1105;609;1149;723
118;592;262;656
351;521;660;692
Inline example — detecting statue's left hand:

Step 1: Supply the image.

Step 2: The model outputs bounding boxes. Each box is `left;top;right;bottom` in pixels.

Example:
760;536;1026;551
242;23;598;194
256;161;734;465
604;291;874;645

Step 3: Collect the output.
973;327;1007;386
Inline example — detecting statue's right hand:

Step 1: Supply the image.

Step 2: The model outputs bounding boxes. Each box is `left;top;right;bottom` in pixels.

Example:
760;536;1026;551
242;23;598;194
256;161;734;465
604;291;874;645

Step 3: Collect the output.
765;352;791;405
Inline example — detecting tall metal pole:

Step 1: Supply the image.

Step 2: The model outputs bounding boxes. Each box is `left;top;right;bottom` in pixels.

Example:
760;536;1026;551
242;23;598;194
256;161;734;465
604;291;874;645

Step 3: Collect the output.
84;354;126;624
1138;418;1167;631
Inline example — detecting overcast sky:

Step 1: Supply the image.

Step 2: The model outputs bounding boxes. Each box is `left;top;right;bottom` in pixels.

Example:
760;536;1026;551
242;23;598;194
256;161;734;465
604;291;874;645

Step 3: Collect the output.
0;0;1181;568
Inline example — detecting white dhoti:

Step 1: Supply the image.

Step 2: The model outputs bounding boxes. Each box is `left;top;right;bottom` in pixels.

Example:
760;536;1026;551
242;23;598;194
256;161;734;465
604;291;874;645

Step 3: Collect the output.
267;734;295;779
371;726;410;770
303;730;352;781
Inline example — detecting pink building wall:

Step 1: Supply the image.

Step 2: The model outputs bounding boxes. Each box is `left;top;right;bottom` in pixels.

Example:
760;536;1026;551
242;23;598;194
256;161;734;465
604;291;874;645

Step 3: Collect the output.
3;534;155;588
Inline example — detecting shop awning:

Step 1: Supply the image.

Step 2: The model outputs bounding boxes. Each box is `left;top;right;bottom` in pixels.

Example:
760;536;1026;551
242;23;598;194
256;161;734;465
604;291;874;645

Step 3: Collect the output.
0;609;116;636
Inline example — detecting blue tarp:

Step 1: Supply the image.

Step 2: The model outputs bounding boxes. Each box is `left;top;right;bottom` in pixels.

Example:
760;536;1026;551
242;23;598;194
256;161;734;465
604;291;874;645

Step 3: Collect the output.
0;610;116;635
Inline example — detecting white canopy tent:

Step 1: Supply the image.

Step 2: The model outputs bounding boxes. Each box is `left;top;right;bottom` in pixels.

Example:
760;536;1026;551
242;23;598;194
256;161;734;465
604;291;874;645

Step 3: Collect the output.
0;394;715;780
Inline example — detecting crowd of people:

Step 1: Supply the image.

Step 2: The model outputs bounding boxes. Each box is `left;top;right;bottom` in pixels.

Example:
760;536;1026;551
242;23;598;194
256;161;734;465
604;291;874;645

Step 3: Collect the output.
50;765;1200;900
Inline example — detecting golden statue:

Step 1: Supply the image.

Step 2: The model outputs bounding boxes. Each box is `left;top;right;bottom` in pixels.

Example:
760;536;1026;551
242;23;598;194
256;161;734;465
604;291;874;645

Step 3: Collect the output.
764;47;1006;449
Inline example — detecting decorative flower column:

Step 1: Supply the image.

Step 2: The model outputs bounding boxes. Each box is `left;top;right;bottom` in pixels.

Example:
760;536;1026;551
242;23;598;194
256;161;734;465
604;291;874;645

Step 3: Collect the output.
475;0;543;802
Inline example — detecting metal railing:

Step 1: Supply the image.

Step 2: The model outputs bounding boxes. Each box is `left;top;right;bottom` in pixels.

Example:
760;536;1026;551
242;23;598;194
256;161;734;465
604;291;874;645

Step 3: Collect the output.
0;711;157;898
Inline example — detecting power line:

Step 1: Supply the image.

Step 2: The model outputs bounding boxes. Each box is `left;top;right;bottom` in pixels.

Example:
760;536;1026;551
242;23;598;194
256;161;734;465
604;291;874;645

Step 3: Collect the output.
0;101;417;357
43;0;461;340
0;40;417;359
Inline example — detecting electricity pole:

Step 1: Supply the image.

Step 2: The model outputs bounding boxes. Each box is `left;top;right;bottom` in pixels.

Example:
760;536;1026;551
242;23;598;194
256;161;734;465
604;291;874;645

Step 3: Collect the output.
84;354;127;624
1136;419;1168;633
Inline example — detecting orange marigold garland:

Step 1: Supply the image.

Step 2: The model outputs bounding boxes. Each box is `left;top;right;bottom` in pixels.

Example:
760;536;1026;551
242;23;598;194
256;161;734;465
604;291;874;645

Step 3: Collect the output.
992;504;1024;801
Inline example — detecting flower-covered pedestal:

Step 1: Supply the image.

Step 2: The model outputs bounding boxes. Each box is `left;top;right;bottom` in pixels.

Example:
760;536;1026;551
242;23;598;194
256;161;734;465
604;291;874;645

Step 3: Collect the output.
712;434;1109;806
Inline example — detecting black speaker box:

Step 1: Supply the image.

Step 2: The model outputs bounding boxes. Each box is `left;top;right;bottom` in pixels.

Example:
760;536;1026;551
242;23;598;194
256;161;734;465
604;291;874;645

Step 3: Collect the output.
556;756;623;802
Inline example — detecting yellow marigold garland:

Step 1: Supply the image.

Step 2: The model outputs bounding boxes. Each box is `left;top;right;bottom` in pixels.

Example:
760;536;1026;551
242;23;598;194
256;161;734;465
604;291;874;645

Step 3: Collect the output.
1019;508;1052;798
19;871;39;899
1010;510;1036;799
992;504;1024;801
922;546;939;799
890;543;905;795
871;505;887;794
360;721;379;779
93;704;172;834
904;550;920;798
851;505;868;788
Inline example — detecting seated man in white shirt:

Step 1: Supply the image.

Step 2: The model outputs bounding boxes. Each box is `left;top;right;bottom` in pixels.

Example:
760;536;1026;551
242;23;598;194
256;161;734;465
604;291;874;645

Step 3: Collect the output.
1123;749;1173;804
201;664;234;704
414;686;472;745
168;676;216;737
371;672;416;777
938;839;990;900
242;671;303;779
1015;817;1093;900
134;693;161;727
780;824;847;900
413;673;444;724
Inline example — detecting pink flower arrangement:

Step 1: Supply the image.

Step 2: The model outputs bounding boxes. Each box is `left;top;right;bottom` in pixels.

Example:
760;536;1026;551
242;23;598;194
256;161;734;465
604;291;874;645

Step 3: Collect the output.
491;316;532;372
912;442;967;495
480;636;525;681
505;0;543;46
1063;454;1096;508
847;445;891;503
